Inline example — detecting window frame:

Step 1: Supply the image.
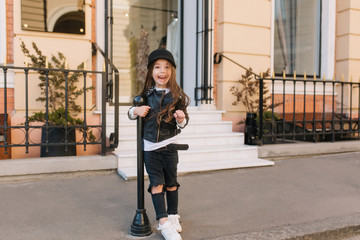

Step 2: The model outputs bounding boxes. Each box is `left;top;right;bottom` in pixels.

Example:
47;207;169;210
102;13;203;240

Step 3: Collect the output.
271;0;334;79
270;0;336;96
20;0;86;35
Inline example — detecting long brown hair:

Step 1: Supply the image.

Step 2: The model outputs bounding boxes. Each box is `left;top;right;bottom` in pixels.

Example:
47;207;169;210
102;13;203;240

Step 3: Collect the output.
139;60;190;123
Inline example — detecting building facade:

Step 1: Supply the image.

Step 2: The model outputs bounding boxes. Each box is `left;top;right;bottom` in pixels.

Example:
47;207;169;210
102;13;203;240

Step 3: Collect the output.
1;0;359;159
215;0;359;132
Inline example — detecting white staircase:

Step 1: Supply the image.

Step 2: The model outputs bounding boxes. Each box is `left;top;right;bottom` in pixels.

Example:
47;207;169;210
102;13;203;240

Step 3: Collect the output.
107;106;274;180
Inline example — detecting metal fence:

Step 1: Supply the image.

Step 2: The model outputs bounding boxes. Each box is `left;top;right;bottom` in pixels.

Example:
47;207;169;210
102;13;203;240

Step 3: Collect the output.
0;64;117;157
214;52;360;145
258;75;360;144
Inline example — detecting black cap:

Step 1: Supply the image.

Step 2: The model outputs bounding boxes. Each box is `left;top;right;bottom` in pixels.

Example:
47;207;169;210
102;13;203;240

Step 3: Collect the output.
147;48;176;69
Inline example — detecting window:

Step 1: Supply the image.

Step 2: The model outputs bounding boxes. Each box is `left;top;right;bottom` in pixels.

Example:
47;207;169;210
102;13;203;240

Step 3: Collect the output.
21;0;85;35
112;0;180;103
274;0;321;76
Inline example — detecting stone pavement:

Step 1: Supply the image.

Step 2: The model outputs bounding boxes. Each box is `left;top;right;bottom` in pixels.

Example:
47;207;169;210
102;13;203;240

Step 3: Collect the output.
0;151;360;240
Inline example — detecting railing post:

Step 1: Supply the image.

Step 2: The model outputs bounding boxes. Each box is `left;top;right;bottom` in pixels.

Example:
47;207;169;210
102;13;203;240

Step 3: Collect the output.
131;96;152;237
64;71;69;152
350;81;353;136
258;76;264;145
313;76;317;142
101;72;107;156
24;68;30;153
331;80;335;142
358;82;360;139
3;67;8;154
82;71;88;151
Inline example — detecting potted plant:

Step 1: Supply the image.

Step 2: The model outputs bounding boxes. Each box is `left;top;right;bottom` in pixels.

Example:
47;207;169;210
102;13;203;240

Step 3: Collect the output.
230;68;281;144
20;41;95;157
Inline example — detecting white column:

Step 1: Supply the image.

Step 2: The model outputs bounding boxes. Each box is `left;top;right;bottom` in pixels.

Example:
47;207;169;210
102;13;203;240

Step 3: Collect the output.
270;0;275;74
321;0;335;79
95;0;105;111
183;0;197;105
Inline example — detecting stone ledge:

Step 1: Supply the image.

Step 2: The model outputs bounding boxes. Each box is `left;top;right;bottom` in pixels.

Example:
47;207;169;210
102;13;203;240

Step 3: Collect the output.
0;154;118;177
258;140;360;159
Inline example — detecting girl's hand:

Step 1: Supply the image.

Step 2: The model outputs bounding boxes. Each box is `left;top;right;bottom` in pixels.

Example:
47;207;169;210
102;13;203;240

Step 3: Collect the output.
134;106;151;117
174;110;185;123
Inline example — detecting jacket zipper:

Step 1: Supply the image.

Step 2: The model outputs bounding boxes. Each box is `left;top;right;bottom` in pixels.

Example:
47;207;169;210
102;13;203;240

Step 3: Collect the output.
156;90;166;142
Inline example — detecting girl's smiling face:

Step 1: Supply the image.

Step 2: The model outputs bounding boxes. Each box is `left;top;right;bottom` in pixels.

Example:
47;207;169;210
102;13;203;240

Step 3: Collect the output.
152;59;171;88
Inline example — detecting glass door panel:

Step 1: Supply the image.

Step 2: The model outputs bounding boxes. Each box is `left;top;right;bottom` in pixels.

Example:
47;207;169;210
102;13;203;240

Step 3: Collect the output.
113;0;179;103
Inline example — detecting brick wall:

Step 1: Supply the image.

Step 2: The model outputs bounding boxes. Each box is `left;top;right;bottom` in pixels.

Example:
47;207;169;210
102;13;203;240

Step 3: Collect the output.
6;0;14;64
0;88;14;113
273;94;336;115
3;0;15;158
3;0;14;113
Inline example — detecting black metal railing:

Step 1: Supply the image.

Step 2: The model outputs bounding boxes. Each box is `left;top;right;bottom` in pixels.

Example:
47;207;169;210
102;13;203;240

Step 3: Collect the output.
214;52;360;145
92;42;119;150
195;85;214;104
195;0;214;105
258;75;360;144
0;64;116;156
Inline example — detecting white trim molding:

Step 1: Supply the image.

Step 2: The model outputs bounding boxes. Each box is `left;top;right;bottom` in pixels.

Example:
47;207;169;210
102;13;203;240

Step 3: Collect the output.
0;69;15;88
321;0;336;79
270;0;275;75
95;0;105;111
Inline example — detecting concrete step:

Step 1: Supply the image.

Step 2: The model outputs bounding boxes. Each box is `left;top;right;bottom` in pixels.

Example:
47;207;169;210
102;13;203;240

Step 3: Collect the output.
116;144;259;165
106;120;234;137
106;107;225;124
105;106;274;181
117;156;273;180
184;108;225;122
113;132;244;151
0;155;118;177
178;158;274;173
116;145;274;180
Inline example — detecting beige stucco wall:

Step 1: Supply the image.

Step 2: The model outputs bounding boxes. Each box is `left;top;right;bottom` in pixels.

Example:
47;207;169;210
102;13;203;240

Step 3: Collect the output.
215;0;271;131
336;0;360;81
336;0;360;113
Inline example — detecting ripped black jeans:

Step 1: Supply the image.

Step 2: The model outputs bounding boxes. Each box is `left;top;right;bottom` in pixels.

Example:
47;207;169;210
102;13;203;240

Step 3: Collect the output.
144;149;180;220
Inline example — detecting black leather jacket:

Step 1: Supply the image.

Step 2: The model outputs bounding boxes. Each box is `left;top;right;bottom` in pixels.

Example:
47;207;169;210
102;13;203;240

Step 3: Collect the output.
130;88;189;143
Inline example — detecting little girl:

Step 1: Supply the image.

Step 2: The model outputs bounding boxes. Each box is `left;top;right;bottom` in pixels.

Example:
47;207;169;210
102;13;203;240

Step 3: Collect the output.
128;48;190;240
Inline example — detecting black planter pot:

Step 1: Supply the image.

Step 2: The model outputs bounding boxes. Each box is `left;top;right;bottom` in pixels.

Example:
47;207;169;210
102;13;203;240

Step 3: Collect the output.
41;127;76;157
244;112;258;145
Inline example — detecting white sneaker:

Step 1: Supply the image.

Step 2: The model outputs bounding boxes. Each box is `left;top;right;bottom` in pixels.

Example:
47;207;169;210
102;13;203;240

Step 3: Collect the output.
157;221;182;240
168;214;182;233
